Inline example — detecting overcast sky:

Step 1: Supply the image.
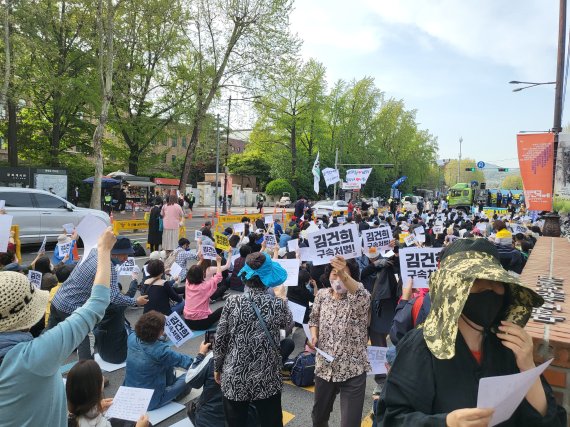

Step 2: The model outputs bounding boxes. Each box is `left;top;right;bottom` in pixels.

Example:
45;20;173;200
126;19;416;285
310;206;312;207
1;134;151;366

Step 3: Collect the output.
289;0;564;168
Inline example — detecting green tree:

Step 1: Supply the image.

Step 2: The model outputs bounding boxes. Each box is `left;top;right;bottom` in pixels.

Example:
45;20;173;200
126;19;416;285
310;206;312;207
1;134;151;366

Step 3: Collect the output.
443;159;485;187
500;174;523;189
227;149;271;188
265;178;296;201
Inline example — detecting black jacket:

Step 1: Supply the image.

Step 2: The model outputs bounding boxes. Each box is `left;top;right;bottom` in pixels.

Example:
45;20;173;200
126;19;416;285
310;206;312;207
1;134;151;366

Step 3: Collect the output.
380;328;566;426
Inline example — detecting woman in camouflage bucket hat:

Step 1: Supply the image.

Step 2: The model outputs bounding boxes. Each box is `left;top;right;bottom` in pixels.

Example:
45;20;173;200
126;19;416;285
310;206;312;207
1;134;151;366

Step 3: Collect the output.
380;238;566;426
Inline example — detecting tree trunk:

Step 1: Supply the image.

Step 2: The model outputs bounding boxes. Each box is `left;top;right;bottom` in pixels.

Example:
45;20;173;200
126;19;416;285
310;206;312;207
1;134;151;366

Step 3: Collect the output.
1;0;10;112
128;149;139;175
50;99;62;167
7;97;17;167
291;122;297;187
179;113;202;192
90;0;115;210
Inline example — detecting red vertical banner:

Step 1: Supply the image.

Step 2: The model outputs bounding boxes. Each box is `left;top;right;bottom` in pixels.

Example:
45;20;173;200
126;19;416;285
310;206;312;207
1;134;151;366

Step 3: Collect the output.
517;133;554;211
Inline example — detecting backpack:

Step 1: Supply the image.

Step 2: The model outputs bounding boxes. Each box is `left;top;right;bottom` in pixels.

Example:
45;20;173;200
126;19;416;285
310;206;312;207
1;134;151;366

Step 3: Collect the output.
132;241;146;257
290;351;316;387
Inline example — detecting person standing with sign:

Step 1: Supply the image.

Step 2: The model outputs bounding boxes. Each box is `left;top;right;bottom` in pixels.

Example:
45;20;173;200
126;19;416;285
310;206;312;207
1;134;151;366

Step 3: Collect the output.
380;239;565;426
161;195;185;256
309;256;371;427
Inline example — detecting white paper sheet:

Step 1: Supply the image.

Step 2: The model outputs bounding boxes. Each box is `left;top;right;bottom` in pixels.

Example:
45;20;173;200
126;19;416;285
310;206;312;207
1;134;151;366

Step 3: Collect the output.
147;402;186;426
0;200;5;210
367;346;388;375
404;234;416;247
27;270;42;289
382;250;395;258
274;259;300;287
169;262;183;279
287;300;307;324
264;215;274;224
164;312;194;347
287;239;299;252
105;386;154;422
62;223;75;234
477;359;553;426
194;230;202;241
76;214;108;266
94;353;126;372
38;236;47;254
414;226;426;243
0;214;13;252
233;223;245;233
301;323;335;362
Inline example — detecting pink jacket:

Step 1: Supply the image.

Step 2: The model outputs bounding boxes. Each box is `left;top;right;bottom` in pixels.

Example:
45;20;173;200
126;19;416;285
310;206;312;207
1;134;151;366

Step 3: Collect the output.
161;203;184;230
183;272;222;320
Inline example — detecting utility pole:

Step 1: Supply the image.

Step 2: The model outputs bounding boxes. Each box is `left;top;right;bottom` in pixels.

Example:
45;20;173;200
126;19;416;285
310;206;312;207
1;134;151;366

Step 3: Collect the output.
222;96;232;214
553;0;567;198
457;137;463;184
333;147;339;200
214;114;220;216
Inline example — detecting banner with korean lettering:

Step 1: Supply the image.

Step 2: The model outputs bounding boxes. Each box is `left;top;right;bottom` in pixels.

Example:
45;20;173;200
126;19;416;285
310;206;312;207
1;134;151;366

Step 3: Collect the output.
554;133;570;211
322;168;340;186
306;224;361;265
517;133;554;211
399;247;443;288
346;168;372;184
361;226;392;256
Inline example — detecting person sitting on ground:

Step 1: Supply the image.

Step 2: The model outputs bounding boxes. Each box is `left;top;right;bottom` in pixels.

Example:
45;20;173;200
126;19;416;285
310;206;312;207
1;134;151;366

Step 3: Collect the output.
141;259;184;316
184;256;225;330
380;238;565;426
124;310;209;410
0;228;116;427
66;359;149;427
173;238;198;285
279;228;293;248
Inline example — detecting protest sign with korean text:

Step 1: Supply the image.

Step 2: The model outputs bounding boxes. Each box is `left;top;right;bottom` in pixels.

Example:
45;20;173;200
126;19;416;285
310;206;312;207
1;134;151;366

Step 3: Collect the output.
28;270;42;289
233;222;245;234
264;215;274;224
414;226;426;243
322;168;340;186
345;168;372;184
509;224;528;234
164;312;194;347
56;241;73;258
202;244;217;260
194;230;202;241
361;226;392;255
214;232;231;251
118;257;138;276
404;233;416;247
264;233;277;249
367;346;388;375
105;387;154;422
307;224;361;266
399;247;442;288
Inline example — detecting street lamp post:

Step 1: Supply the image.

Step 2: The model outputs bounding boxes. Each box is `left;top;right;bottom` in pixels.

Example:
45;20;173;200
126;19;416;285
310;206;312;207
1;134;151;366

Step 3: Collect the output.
457;137;463;184
214;114;220;216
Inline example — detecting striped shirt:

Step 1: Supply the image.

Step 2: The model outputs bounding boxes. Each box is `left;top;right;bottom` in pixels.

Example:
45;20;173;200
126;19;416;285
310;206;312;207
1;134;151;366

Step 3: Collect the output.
52;248;135;314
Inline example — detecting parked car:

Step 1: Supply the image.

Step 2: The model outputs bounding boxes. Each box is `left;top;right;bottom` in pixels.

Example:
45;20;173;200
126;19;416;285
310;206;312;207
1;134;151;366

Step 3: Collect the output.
312;200;349;217
402;195;424;212
276;192;291;208
0;187;111;245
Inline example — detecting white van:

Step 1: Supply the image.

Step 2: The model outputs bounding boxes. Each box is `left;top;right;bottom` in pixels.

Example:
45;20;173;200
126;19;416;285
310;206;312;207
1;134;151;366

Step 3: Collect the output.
0;188;111;245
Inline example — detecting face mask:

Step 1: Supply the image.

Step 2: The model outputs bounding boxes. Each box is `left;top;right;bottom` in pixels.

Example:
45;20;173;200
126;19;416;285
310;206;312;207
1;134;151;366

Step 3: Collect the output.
462;290;504;328
331;279;347;294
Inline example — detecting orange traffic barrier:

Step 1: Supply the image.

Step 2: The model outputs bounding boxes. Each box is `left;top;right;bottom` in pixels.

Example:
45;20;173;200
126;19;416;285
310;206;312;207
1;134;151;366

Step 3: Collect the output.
273;206;277;214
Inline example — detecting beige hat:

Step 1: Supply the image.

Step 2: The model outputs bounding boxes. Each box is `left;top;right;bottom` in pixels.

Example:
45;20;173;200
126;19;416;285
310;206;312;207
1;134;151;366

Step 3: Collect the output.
57;234;72;244
0;272;49;332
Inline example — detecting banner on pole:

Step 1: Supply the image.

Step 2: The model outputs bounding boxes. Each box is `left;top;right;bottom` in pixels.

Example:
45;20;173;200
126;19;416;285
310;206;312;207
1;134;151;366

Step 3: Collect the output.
322;168;340;186
517;133;554;211
346;168;372;184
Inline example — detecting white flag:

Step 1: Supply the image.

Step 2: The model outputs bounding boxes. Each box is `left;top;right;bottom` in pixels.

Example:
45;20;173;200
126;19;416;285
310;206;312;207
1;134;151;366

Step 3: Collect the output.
312;152;320;194
322;168;340;186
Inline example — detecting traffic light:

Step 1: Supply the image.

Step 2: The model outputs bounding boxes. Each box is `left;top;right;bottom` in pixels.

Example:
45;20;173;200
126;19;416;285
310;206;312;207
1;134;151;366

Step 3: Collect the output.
465;168;475;172
498;168;509;172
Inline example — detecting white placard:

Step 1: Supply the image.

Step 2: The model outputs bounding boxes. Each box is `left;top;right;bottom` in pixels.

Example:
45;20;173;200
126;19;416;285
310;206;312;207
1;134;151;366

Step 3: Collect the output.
477;359;553;426
0;200;5;210
56;242;72;258
118;257;137;276
322;168;340;186
164;312;194;347
201;244;217;260
28;270;42;289
274;259;300;287
345;168;372;184
433;225;444;235
264;215;274;224
105;386;154;422
194;230;202;241
399;247;443;288
367;346;388;375
404;233;416;247
38;236;47;254
299;247;312;262
264;234;277;249
287;300;306;324
341;181;361;190
509;224;528;235
361;226;393;255
233;223;245;234
382;250;395;258
337;216;346;224
477;222;487;232
169;262;183;278
414;226;426;243
302;324;335;362
76;214;108;266
0;214;13;252
400;223;409;231
306;224;361;266
287;239;299;252
62;223;75;234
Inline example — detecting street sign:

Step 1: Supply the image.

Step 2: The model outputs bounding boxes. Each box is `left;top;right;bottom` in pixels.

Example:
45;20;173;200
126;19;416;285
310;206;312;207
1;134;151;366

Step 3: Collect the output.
477;161;485;169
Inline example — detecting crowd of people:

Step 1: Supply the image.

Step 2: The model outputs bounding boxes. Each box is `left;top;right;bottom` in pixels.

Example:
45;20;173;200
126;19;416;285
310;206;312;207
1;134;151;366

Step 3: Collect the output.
0;192;567;427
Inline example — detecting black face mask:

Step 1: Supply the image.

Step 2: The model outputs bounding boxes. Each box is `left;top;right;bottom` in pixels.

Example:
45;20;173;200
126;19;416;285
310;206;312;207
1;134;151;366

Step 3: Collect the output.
462;290;504;328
